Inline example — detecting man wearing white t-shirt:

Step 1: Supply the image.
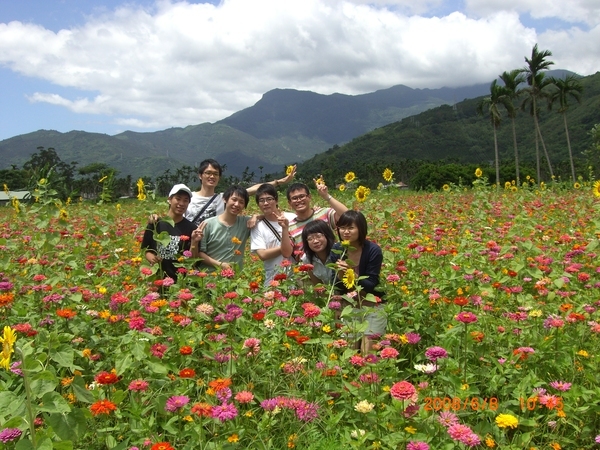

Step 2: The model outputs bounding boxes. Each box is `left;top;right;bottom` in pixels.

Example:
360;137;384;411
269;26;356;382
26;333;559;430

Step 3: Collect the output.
250;184;295;286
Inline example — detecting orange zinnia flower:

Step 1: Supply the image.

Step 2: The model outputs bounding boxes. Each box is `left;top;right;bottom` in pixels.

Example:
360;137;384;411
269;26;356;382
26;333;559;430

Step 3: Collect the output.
208;377;232;392
151;442;175;450
56;308;77;319
90;399;117;416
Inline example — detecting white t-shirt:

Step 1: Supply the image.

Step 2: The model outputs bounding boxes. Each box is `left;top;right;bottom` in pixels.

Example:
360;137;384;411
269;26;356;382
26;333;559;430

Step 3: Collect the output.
251;212;296;285
185;192;225;226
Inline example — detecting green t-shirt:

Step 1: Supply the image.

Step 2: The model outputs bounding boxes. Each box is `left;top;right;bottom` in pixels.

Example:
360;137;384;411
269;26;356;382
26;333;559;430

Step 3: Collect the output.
199;215;251;272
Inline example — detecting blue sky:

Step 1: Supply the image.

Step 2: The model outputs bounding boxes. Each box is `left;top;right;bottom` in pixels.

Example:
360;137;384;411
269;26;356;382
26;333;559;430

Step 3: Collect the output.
0;0;598;142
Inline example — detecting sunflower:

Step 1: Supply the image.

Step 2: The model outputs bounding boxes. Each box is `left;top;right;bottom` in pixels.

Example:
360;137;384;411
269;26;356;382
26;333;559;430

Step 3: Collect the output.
344;172;356;183
339;184;346;192
407;211;416;221
442;184;450;191
504;181;511;189
593;180;600;198
286;165;294;175
574;182;581;189
136;178;147;201
382;168;394;182
475;168;483;178
355;186;370;202
0;326;17;370
343;268;356;289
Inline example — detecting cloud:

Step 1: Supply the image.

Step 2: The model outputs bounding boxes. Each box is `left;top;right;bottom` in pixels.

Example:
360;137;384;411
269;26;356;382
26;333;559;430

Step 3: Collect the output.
0;0;599;131
465;0;600;26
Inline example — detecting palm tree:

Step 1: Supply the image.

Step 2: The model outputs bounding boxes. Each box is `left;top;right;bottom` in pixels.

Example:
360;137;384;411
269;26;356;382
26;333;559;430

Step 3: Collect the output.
477;80;511;187
548;74;583;183
522;44;555;181
499;70;525;185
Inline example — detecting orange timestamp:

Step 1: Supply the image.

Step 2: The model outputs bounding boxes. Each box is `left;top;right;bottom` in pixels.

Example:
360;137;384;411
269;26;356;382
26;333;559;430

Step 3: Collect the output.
520;397;563;411
423;397;499;412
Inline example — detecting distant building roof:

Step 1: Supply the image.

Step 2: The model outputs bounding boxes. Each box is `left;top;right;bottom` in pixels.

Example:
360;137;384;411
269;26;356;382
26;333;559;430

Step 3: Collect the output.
0;191;31;202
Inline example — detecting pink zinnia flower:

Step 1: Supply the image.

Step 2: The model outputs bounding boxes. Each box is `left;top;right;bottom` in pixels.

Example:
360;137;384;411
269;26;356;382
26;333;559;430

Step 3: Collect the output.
212;403;238;422
390;381;417;401
380;347;399;359
128;379;149;391
455;311;478;324
407;442;429;450
437;411;459;427
235;391;254;404
447;423;473;440
165;395;189;412
549;381;572;391
301;302;321;318
424;346;448;362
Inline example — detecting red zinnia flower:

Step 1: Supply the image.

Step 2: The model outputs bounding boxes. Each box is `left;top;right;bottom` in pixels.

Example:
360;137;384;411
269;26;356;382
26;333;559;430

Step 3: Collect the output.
453;297;468;307
179;345;193;355
252;312;265;321
179;368;196;378
95;371;119;385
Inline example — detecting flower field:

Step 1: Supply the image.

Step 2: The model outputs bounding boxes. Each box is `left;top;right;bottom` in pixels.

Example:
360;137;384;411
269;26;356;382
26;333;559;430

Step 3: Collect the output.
1;178;600;449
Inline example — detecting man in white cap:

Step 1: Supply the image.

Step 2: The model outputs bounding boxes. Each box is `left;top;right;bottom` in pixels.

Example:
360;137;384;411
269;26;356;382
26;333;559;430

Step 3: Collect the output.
142;184;204;282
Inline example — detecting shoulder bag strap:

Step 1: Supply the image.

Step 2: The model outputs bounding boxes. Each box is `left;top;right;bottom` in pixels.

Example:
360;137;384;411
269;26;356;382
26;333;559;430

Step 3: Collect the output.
261;217;282;242
191;194;218;225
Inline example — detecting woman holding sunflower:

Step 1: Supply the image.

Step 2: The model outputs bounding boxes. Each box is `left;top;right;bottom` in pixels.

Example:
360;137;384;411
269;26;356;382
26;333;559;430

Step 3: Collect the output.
330;210;385;352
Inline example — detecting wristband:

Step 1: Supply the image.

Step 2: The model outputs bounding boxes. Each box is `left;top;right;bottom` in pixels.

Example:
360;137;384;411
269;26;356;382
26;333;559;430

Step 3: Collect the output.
327;195;332;201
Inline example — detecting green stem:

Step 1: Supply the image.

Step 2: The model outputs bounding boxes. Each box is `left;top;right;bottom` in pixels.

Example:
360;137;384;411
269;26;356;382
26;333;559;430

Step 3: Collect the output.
16;347;37;447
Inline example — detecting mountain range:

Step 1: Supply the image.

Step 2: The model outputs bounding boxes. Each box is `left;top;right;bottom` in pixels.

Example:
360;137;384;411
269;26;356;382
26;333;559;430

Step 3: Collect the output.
0;82;494;178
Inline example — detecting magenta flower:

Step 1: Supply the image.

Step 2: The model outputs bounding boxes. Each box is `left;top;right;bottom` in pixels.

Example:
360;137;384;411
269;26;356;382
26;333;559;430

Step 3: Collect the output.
165;395;190;412
0;428;22;443
455;311;478;324
212;402;238;422
407;442;429;450
425;346;448;362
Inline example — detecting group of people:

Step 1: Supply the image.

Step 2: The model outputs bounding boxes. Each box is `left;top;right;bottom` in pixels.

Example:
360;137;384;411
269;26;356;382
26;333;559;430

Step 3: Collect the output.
141;159;385;351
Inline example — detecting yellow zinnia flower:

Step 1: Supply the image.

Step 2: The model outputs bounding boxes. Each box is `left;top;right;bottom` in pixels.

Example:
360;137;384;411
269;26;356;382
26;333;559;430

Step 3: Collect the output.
495;413;519;429
343;268;356;289
345;171;356;183
383;168;394;182
0;326;17;370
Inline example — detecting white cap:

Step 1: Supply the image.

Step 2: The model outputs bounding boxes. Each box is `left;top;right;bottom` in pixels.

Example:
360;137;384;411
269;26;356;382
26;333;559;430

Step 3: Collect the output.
168;184;193;198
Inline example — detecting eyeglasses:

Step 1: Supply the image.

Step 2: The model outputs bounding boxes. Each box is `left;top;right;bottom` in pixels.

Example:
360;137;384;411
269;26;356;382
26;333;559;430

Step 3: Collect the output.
203;171;220;177
258;197;276;204
338;226;356;233
306;233;325;242
290;193;308;202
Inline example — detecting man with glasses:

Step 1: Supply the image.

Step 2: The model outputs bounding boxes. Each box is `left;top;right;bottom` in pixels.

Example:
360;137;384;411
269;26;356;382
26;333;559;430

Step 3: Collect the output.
250;184;295;286
186;159;297;227
286;180;349;259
